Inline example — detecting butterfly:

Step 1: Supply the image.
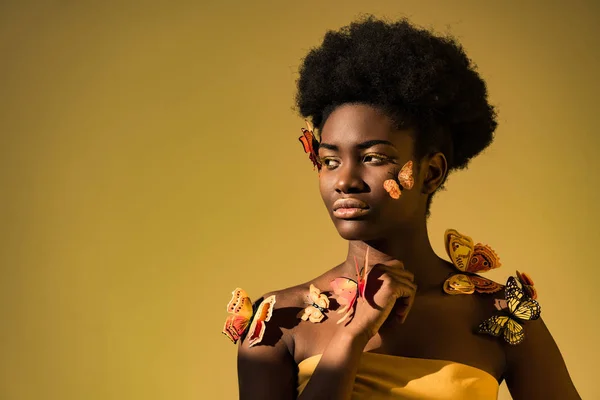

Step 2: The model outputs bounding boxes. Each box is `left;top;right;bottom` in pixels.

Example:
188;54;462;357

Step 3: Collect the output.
516;270;537;299
298;120;322;171
443;229;503;295
330;247;371;325
478;276;541;345
222;288;276;347
299;284;330;323
383;160;414;199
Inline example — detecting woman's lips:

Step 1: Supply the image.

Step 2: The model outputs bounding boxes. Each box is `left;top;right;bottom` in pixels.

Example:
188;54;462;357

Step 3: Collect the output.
332;198;370;219
333;207;370;219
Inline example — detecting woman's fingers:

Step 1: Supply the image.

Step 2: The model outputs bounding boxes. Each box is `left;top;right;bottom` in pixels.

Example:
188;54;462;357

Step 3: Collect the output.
396;290;416;324
374;267;417;324
373;265;417;291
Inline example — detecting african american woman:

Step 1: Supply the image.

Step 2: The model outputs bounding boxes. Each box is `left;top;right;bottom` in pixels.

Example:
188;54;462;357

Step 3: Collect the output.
224;15;581;400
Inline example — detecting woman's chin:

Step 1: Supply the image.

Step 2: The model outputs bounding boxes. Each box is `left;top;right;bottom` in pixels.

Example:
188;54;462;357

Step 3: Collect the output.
334;220;380;241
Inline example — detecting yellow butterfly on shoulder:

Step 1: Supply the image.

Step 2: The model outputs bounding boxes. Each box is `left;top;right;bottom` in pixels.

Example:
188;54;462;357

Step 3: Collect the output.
478;276;541;345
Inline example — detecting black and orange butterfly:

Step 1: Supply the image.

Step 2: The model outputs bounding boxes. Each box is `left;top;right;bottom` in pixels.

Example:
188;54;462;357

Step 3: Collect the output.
442;229;504;295
477;276;541;345
298;120;322;171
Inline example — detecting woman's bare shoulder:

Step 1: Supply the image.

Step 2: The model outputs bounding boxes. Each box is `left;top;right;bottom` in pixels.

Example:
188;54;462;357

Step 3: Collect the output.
258;265;343;309
251;268;342;349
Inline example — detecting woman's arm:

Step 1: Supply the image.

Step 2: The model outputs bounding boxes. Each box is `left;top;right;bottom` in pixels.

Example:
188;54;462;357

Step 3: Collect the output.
504;317;580;399
237;327;297;400
296;330;369;400
237;322;368;400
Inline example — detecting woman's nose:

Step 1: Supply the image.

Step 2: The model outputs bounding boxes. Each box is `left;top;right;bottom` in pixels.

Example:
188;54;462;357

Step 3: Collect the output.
334;164;366;194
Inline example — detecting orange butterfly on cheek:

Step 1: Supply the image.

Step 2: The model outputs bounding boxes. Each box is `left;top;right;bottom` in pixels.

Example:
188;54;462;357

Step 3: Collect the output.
298;120;322;172
383;160;414;199
383;179;401;199
222;288;276;347
330;248;371;324
398;160;414;189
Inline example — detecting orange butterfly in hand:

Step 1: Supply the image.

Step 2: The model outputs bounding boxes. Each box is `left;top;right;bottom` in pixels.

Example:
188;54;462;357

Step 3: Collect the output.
330;247;371;324
298;120;322;171
222;288;276;347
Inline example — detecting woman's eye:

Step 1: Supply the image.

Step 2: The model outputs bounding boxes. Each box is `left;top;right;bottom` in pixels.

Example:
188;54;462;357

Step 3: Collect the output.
322;158;340;168
363;154;387;164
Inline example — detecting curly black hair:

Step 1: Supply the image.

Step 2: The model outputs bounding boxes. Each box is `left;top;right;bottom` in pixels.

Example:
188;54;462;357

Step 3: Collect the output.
295;15;497;215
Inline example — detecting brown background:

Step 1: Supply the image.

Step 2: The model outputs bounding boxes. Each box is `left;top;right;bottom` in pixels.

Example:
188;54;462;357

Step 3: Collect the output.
1;1;598;399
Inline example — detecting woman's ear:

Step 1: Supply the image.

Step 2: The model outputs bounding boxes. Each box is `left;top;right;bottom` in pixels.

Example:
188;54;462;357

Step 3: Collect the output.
421;152;448;195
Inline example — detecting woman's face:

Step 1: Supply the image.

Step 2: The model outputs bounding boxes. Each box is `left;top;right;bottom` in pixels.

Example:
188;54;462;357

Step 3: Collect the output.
318;103;426;241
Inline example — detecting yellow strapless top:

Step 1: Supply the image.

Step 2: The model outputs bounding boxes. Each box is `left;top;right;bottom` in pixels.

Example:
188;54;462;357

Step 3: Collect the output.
297;352;499;399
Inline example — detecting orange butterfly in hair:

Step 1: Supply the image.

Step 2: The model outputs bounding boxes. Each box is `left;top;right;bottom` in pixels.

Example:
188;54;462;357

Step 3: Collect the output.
298;120;322;171
443;229;504;295
330;247;371;324
222;288;276;347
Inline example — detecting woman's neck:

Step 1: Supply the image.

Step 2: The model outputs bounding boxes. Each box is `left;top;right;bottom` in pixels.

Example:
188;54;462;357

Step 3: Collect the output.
342;224;452;291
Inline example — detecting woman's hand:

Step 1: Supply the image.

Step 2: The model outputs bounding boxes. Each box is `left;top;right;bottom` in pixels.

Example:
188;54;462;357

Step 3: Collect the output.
344;260;417;341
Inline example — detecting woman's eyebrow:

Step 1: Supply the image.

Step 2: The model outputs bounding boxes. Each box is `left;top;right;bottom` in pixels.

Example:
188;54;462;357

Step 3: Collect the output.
318;142;338;151
319;139;396;151
356;139;396;149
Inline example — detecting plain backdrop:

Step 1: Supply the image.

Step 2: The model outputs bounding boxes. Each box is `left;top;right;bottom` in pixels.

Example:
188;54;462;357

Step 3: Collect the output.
1;1;598;399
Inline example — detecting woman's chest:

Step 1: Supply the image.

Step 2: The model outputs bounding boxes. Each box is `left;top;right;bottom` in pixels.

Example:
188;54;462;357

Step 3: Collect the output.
293;293;505;381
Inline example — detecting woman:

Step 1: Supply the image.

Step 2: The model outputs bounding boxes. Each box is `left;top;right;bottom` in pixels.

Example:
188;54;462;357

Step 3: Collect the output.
233;15;580;399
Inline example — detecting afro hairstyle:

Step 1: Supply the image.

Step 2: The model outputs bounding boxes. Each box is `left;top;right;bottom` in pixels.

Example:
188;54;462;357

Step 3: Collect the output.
295;15;498;215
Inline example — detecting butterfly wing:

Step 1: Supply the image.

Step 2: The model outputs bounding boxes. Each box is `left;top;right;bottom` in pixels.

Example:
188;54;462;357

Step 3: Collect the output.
301;305;325;323
470;275;504;294
298;130;314;153
444;229;475;272
443;274;475;295
478;315;509;337
516;270;538;299
506;276;541;320
356;247;371;299
466;243;501;273
330;278;358;310
308;284;330;309
397;160;414;189
222;288;254;344
298;122;322;171
247;295;276;347
516;270;535;286
503;318;525;345
505;276;524;303
223;315;250;344
478;314;526;345
511;298;541;321
330;277;358;324
383;179;401;199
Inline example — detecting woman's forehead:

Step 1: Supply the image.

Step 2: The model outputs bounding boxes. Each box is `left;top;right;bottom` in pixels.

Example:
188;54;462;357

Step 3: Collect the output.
320;104;413;149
